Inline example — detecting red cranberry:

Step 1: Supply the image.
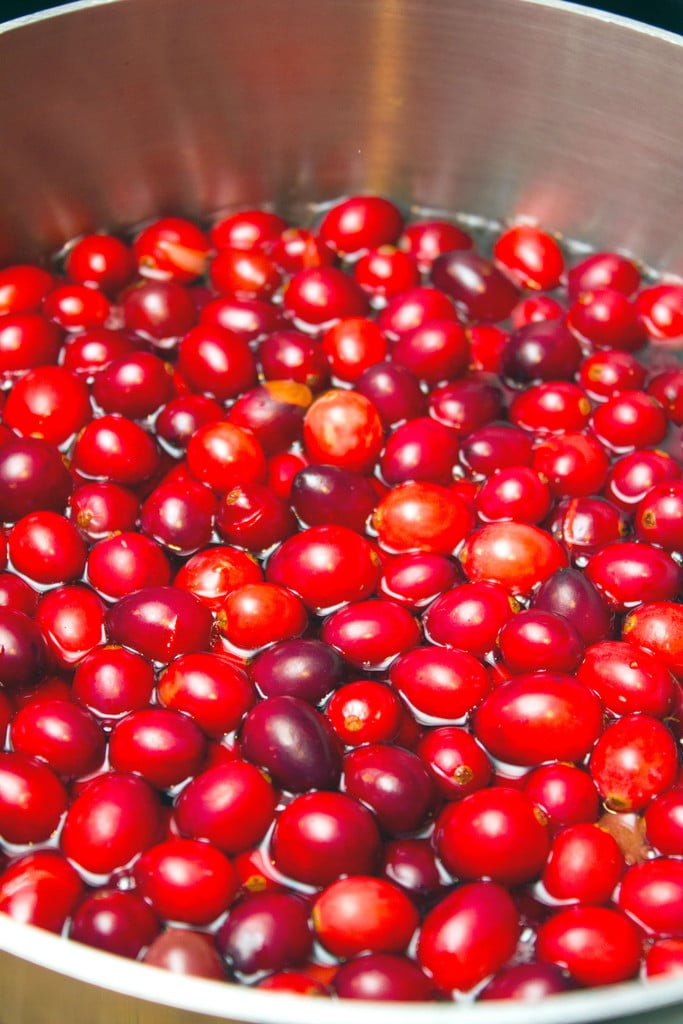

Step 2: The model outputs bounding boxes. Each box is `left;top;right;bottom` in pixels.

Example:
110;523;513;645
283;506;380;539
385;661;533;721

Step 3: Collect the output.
460;521;568;596
10;698;105;779
0;264;54;315
105;585;213;663
428;375;504;435
216;483;297;554
303;389;383;473
326;680;404;746
134;837;238;926
173;544;263;612
211;209;288;251
133;216;209;283
578;640;675;718
493;223;564;290
333;952;435;1001
69;888;161;959
379;417;460;486
175;759;277;854
186;420;266;494
177;323;257;401
3;365;92;445
109;707;207;790
283;266;368;328
431;249;520;323
497;608;585;674
122;279;197;344
321;598;421;671
416;726;493;801
61;771;163;875
589;714;679;812
509;380;592;435
35;584;106;668
157;652;255;739
61;326;140;376
634;480;683;552
648;367;683;425
377;286;458;339
378;552;461;610
416;881;520;993
399;218;473;269
44;281;113;333
569;288;647;351
317;195;403;256
568;251;641;300
547;495;628;558
87;532;171;600
0;313;62;377
0;607;47;690
578;348;647;401
92;350;174;420
0;850;84;933
72;414;160;487
68;481;139;541
475;466;552;524
353;245;420;302
502;319;584;384
585;540;682;612
523;762;601;831
355;360;426;427
8;510;86;586
541;823;625;904
0;436;73;522
65;233;136;294
143;928;227;979
636;282;683;339
155;394;224;452
72;643;155;724
0;751;67;843
644;788;683;856
140;478;216;556
216;582;307;653
216;891;313;978
0;572;39;615
532;567;615;646
479;961;574;1000
257;329;330;391
536;905;642;987
313;875;418;959
389;646;490;722
372;480;474;555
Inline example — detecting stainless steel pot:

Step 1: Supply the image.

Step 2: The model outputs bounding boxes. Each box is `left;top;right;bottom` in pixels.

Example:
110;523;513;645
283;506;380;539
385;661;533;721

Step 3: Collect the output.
0;1;682;1022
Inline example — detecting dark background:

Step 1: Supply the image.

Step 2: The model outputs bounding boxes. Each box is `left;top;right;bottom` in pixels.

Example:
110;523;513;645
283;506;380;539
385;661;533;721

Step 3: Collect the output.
1;0;683;34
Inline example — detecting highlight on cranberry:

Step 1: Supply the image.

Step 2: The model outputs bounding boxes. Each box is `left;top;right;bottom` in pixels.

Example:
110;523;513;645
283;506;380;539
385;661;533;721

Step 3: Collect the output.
0;195;682;1004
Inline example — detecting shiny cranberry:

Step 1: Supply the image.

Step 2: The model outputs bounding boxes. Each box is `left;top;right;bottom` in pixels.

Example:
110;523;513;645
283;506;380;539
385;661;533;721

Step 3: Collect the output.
353;245;420;302
378;552;461;609
92;350;174;420
239;695;341;792
122;279;197;344
186;420;266;495
68;481;139;541
606;449;682;512
134;837;238;926
547;495;628;557
379;418;459;487
333;952;434;1001
428;375;504;435
9;510;86;586
416;726;493;801
87;532;171;600
228;381;310;454
479;961;574;1000
467;322;510;372
372;480;473;555
532;567;615;647
35;584;106;668
200;294;284;343
211;209;288;251
523;762;600;831
0;264;54;314
342;743;436;835
303;388;383;473
290;463;376;532
3;365;92;445
321;598;421;671
502;319;584;385
636;282;683;339
589;713;679;812
216;891;313;977
317;195;403;256
140;478;216;556
618;858;683;940
537;905;642;987
270;790;382;887
0;751;67;844
0;436;72;522
585;540;682;612
644;788;683;856
435;786;549;884
578;348;647;401
399;218;473;269
144;928;227;978
177;323;257;401
257;329;330;391
389;646;490;722
377;286;458;339
510;294;566;328
355;360;426;427
0;313;61;378
509;380;592;435
568;251;641;300
106;585;213;663
109;707;207;790
10;698;105;779
72;643;155;723
133;216;209;283
0;572;38;614
532;431;610;498
391;320;469;386
0;850;84;933
476;466;552;524
42;282;110;331
319;316;388;382
541;823;625;903
592;389;668;452
283;266;368;327
460;521;568;596
0;607;47;689
648;367;683;425
157;652;254;738
61;325;139;376
473;671;603;766
423;580;516;658
61;771;163;875
634;480;683;552
326;680;404;746
416;881;520;993
72;414;160;487
248;637;345;705
155;394;224;452
173;544;263;612
497;608;584;674
269;225;335;274
65;233;136;293
69;888;161;958
313;875;418;960
431;249;519;322
493;223;564;290
459;422;533;476
215;482;295;554
569;288;647;351
175;759;277;854
578;640;675;718
217;582;307;653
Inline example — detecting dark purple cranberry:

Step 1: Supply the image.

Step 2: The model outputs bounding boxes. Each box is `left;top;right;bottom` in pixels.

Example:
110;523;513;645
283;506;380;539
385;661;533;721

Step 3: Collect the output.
532;567;615;647
333;953;436;1001
239;695;342;792
290;464;377;532
381;837;446;906
0;437;72;522
215;892;313;977
428;376;504;435
431;250;519;322
248;637;345;704
478;961;574;1000
342;743;437;835
460;421;534;475
0;608;48;690
501;320;584;385
355;360;427;428
155;394;224;452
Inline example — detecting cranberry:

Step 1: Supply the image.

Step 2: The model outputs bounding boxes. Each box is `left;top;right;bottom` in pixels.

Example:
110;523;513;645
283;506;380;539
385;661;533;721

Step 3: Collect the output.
428;375;504;435
509;380;592;435
177;323;257;401
326;680;404;746
577;640;675;718
478;962;574;1000
0;264;54;315
248;637;344;704
541;823;625;903
69;888;161;959
266;524;380;613
10;698;105;779
239;695;342;792
532;567;615;646
143;928;227;979
423;580;516;658
290;463;377;532
584;540;682;612
592;389;668;451
3;365;92;445
388;646;490;722
122;279;197;344
133;216;209;283
200;294;284;343
0;607;47;689
303;389;383;473
0;313;61;377
134;837;238;926
175;760;277;854
0;850;84;933
342;743;436;835
270;790;382;887
61;771;163;876
523;762;601;830
65;233;136;294
333;952;434;1001
476;465;552;524
72;414;160;487
634;479;683;552
510;294;566;328
567;251;641;300
109;707;207;790
216;891;313;977
9;510;86;586
589;714;679;812
317;195;403;256
377;286;458;339
618;857;683;939
378;552;461;610
569;288;647;351
379;417;460;487
536;905;642;986
105;585;213;663
355;360;426;427
547;495;628;558
157;652;254;738
186;420;266;494
87;532;171;600
321;598;421;671
283;266;368;327
211;209;288;251
431;249;519;323
257;328;330;391
532;431;610;498
92;350;174;420
493;223;564;290
312;875;418;959
372;480;474;555
0;572;38;615
644;788;683;856
399;218;473;268
155;394;224;452
0;436;72;522
68;481;139;541
497;608;585;674
416;726;493;800
0;751;67;843
648;367;683;425
622;600;683;679
645;939;683;980
473;671;603;766
72;643;155;723
636;282;683;340
217;582;307;652
353;245;420;302
460;521;568;596
173;544;263;612
416;881;520;993
61;326;140;377
579;348;647;401
35;584;106;668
